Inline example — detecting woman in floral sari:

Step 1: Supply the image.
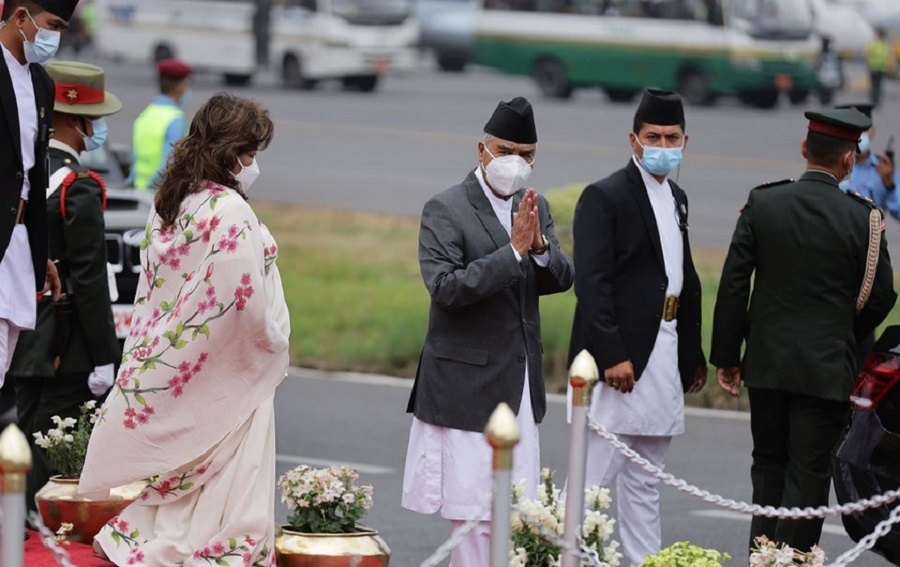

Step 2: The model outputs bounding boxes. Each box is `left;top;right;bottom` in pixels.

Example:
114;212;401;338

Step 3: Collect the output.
79;93;289;566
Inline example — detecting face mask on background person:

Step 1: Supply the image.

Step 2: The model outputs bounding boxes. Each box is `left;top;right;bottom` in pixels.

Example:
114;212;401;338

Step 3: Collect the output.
79;118;108;152
858;132;871;155
637;139;684;176
235;156;260;192
482;145;533;197
20;11;61;64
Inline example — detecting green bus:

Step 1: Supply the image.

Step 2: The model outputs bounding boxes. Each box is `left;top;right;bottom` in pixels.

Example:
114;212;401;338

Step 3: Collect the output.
474;0;819;108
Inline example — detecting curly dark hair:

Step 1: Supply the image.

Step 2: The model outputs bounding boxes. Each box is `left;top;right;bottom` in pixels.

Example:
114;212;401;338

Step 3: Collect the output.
155;92;274;227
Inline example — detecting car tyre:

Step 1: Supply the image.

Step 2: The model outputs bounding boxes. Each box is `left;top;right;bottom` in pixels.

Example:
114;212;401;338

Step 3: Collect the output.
282;54;317;90
534;57;573;99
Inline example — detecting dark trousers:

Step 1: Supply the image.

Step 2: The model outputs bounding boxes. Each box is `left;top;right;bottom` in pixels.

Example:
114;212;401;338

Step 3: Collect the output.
870;71;886;108
13;372;98;514
747;387;849;552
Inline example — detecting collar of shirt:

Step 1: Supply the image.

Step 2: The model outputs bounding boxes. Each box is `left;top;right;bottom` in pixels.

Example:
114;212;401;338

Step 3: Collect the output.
807;168;839;182
0;41;29;75
632;155;671;193
153;94;179;107
50;138;81;163
474;166;514;234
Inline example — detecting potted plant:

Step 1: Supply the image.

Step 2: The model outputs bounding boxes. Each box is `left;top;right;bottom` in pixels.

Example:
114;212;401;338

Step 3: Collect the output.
749;536;827;566
509;468;623;567
275;464;390;566
640;541;732;566
33;401;143;543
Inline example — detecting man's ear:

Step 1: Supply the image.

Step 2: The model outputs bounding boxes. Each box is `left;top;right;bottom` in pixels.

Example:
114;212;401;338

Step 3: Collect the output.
800;139;808;160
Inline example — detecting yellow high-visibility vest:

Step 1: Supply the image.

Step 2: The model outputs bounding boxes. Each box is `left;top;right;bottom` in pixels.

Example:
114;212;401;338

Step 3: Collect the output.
132;103;183;190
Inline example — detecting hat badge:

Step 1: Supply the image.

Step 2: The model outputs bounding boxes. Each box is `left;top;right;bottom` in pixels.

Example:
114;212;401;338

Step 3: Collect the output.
65;88;80;102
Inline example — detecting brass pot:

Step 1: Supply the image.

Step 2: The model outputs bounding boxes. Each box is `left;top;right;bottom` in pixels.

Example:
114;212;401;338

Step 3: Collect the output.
275;525;391;566
35;476;144;544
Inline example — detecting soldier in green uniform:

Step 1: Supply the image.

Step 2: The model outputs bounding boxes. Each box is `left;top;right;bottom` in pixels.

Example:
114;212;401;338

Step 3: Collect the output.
8;61;122;512
710;108;897;553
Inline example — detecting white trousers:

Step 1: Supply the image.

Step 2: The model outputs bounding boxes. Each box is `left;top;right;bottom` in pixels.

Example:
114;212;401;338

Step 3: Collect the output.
0;319;21;389
583;431;672;566
449;520;490;567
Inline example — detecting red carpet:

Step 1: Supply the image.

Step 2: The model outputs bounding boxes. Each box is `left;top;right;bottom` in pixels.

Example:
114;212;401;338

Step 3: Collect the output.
24;530;113;567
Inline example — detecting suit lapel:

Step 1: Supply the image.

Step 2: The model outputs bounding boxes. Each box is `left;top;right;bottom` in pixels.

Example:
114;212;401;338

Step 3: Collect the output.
465;171;512;251
625;160;665;267
0;52;22;165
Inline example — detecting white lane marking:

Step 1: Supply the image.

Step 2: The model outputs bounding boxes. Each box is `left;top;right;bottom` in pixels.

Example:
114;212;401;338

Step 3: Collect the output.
690;510;849;536
276;454;395;476
286;366;751;421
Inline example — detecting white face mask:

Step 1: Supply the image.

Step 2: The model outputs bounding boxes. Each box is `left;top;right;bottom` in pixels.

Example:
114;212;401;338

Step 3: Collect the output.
234;156;260;192
481;145;533;197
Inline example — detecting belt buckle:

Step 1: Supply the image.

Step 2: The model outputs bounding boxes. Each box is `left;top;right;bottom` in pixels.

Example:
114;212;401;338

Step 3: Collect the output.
663;295;679;322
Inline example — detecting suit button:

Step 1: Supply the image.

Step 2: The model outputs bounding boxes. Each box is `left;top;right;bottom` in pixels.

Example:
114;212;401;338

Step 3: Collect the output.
517;355;526;363
659;283;666;291
9;207;16;215
15;171;24;180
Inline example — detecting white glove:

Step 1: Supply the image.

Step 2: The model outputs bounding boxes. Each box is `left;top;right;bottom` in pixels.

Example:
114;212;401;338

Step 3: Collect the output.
88;363;115;397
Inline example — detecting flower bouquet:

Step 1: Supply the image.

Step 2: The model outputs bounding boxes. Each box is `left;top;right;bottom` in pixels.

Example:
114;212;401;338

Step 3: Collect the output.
640;541;731;566
275;465;389;566
750;536;826;567
509;468;622;567
33;400;98;478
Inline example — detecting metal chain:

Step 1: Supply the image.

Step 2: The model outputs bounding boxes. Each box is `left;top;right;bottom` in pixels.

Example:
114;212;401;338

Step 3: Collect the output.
418;501;492;567
27;511;75;567
829;501;900;566
588;417;900;519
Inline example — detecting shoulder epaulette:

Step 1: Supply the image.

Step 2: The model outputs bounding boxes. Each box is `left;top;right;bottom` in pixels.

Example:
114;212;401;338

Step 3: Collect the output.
753;179;793;190
59;170;107;220
845;190;880;210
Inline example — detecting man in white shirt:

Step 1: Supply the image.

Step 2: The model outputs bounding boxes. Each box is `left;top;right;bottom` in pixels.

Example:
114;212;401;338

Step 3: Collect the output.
567;89;707;565
0;0;73;389
403;97;574;565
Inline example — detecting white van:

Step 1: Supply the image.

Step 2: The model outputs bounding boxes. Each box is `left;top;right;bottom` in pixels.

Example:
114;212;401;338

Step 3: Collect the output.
94;0;420;92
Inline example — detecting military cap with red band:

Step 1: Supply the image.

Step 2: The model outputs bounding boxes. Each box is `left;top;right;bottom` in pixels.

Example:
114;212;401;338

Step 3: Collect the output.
157;58;193;80
804;109;871;142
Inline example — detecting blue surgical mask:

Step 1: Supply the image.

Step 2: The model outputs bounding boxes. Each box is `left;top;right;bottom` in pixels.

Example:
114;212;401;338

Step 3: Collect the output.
858;131;871;155
20;11;61;64
79;118;108;152
637;140;684;176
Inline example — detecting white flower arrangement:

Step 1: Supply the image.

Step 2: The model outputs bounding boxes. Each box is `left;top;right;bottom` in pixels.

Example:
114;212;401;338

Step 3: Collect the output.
750;536;826;567
277;464;374;534
509;468;622;567
32;401;98;478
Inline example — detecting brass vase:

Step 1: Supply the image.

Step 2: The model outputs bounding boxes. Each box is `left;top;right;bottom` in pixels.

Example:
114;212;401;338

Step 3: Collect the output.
275;525;391;566
35;476;145;544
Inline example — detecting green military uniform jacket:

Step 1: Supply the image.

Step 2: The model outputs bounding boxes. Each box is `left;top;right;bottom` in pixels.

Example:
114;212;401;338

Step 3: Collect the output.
710;170;897;401
9;145;120;377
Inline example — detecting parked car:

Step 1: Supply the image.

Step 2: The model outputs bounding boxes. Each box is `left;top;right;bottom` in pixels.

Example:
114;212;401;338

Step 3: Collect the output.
833;325;900;564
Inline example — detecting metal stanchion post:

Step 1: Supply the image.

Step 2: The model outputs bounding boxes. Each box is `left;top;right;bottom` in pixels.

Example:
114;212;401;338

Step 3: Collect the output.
562;350;600;567
486;402;520;567
0;424;33;567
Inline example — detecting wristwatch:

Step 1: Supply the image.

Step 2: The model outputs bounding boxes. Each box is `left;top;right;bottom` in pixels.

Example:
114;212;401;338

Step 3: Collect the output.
530;234;550;255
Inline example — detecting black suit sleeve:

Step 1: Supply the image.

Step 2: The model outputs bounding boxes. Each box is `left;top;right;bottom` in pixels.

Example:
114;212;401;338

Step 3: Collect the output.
63;178;120;367
710;191;757;368
855;227;897;341
573;185;628;370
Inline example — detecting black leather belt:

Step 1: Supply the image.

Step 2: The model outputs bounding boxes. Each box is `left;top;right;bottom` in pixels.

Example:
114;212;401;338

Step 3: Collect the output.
663;295;679;322
15;198;27;225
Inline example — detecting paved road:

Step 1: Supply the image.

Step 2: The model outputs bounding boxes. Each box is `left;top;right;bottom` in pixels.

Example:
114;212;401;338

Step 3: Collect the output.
275;369;892;566
84;52;900;261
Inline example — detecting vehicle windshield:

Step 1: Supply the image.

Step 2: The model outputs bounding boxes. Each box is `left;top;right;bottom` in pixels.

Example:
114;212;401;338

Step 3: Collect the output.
730;0;814;39
331;0;414;24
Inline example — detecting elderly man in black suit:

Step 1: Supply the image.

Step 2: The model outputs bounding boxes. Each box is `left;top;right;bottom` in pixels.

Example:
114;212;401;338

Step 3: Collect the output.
567;89;707;566
0;0;72;389
402;97;574;565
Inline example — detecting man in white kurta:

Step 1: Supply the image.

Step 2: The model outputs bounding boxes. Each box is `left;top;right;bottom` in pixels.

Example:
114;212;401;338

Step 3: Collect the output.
567;89;707;566
403;97;575;566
